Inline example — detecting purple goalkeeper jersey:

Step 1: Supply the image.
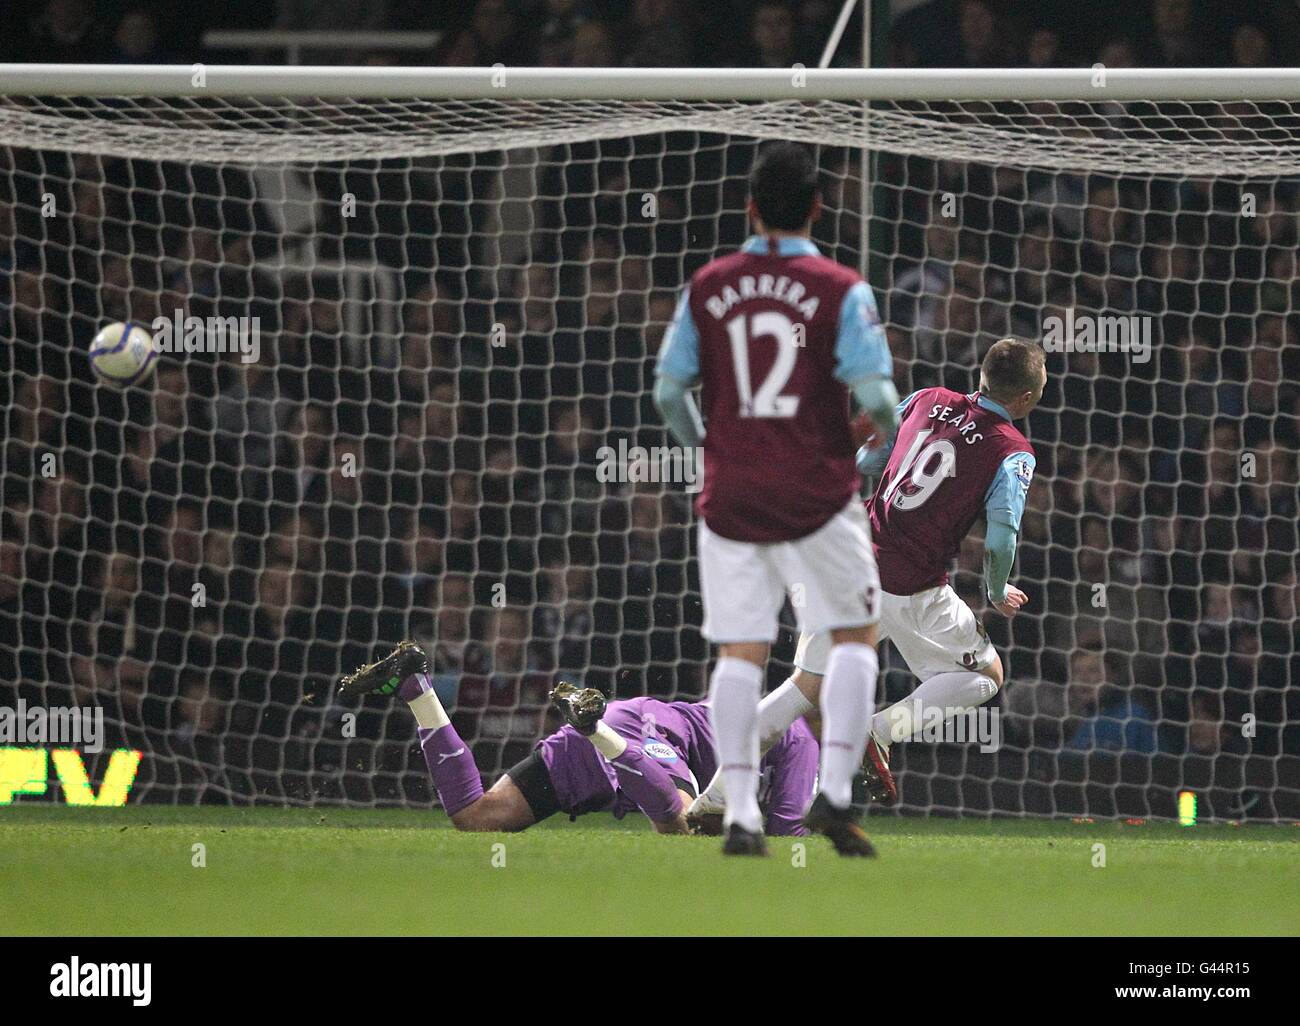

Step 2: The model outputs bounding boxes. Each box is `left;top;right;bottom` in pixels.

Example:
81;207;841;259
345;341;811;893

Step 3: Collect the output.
535;696;818;836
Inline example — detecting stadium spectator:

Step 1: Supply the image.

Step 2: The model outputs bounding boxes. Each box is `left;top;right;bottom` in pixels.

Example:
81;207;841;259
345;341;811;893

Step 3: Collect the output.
109;9;167;63
570;19;619;67
1096;35;1141;69
439;0;532;66
1230;23;1275;68
889;201;959;337
25;0;100;63
747;1;800;68
1147;0;1208;67
1025;25;1065;68
955;0;1009;67
622;0;693;67
1064;648;1161;754
536;0;589;66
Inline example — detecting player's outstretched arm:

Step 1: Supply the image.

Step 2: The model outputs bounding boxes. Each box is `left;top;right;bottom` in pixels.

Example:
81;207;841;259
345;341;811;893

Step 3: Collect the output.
984;520;1028;617
599;730;694;834
983;451;1036;617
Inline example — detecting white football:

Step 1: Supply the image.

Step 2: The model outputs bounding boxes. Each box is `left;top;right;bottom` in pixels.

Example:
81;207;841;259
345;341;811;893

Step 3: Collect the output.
88;321;159;385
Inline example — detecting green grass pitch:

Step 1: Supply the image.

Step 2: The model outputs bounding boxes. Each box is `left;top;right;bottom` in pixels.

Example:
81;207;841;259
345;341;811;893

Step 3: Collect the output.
2;805;1296;935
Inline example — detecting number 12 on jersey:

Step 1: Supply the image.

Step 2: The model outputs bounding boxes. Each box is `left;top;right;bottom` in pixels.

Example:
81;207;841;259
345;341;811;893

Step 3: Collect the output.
726;311;801;418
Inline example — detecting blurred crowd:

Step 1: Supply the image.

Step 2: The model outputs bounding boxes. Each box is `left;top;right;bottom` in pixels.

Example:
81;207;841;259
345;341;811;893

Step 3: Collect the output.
7;0;1300;71
0;0;1298;815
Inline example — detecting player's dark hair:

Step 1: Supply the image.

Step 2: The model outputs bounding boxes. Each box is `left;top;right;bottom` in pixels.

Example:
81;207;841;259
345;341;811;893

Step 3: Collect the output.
981;337;1045;404
749;142;819;231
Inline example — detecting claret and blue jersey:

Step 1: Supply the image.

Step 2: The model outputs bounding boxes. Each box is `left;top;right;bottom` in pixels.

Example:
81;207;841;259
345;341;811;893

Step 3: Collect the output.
865;386;1036;600
655;235;896;543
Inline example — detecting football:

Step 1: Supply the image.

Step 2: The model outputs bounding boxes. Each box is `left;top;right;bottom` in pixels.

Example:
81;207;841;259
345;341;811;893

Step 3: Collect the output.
87;320;159;385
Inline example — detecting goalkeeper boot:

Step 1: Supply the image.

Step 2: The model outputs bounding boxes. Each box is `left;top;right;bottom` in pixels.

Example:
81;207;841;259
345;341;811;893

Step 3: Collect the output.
339;641;429;699
803;793;878;858
549;681;606;736
721;822;768;857
862;735;898;805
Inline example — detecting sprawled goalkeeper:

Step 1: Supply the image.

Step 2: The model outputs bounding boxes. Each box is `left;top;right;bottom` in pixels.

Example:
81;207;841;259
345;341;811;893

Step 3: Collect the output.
339;642;818;835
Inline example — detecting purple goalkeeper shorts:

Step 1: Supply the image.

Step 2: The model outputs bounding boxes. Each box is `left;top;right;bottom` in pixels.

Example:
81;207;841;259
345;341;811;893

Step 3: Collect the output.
532;725;620;818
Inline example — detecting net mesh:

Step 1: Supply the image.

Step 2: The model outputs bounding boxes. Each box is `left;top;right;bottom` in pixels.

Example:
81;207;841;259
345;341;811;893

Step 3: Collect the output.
5;96;1300;171
1;92;1297;819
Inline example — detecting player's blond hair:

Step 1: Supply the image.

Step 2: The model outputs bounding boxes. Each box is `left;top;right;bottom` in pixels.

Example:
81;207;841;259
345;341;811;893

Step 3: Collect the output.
980;337;1044;404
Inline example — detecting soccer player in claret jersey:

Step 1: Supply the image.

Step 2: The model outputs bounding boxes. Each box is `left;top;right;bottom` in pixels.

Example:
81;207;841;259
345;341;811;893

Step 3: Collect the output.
337;642;819;836
654;142;900;856
689;337;1045;816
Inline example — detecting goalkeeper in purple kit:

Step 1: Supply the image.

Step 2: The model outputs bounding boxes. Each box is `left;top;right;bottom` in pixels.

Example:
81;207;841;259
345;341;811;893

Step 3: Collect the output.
338;642;819;835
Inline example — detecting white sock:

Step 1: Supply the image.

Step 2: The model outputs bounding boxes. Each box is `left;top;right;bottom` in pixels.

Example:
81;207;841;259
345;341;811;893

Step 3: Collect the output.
698;676;813;806
587;721;628;761
406;673;450;730
872;670;998;748
818;643;878;809
758;677;815;751
708;656;764;832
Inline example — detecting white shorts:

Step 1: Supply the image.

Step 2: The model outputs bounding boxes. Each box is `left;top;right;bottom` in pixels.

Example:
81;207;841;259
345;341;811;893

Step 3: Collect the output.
699;501;879;643
793;583;996;681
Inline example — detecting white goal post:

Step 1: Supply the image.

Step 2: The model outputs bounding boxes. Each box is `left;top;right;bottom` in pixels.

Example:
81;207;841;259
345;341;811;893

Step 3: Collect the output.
6;64;1300;98
0;65;1297;822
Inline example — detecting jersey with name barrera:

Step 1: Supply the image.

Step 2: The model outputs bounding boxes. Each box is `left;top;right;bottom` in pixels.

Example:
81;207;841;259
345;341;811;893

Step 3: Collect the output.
869;386;1036;596
657;235;892;543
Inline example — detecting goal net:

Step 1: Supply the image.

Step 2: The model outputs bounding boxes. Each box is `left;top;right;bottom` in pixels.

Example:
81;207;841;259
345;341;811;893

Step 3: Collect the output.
1;69;1297;821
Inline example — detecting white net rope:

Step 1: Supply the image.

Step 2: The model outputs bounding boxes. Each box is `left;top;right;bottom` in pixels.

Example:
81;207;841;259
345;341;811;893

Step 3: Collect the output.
3;96;1300;172
0;93;1296;819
